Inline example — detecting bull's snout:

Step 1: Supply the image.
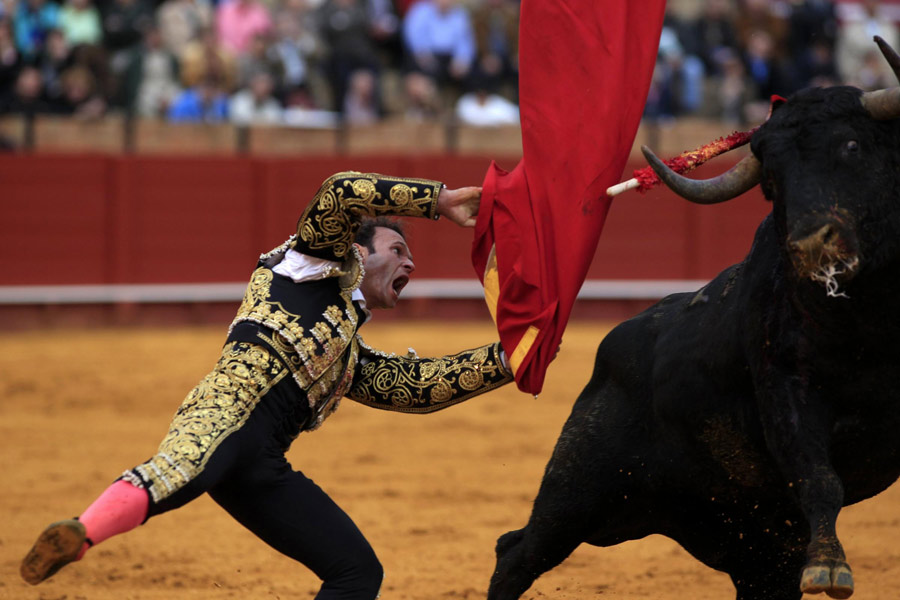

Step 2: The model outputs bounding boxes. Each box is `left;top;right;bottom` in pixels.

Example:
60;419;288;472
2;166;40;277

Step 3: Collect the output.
787;221;860;296
788;223;842;262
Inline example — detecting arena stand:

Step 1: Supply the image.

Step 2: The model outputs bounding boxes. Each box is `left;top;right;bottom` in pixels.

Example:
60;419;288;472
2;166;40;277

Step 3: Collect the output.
0;117;771;329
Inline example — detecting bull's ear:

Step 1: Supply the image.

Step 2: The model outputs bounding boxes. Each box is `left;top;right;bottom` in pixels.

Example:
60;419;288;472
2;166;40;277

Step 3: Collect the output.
767;95;787;120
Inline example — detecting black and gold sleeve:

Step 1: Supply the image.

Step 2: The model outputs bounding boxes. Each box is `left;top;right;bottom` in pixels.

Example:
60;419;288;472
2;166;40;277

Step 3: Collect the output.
347;341;513;414
292;171;443;261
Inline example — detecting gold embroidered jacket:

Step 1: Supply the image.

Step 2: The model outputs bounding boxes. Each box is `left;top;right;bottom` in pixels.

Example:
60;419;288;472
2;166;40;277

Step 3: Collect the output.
228;172;513;430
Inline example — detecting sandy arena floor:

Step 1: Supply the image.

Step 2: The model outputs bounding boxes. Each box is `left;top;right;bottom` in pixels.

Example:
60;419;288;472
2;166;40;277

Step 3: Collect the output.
2;321;899;599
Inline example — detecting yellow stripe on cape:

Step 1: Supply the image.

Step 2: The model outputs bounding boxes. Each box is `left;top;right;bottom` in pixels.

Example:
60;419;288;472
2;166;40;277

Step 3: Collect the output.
483;245;540;376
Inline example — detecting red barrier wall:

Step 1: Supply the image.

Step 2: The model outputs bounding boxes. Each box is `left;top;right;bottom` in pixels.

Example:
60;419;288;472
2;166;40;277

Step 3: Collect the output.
0;154;771;286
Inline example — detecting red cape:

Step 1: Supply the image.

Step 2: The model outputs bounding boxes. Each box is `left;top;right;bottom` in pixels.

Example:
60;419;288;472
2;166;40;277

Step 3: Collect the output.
472;0;666;394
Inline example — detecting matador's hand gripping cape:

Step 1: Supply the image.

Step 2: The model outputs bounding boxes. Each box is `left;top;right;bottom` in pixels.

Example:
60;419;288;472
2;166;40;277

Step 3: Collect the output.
472;0;667;394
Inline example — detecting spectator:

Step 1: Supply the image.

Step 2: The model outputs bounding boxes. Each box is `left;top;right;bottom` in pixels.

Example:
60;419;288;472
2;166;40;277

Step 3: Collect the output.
342;68;378;124
836;0;900;90
735;0;790;60
0;17;22;105
101;0;153;73
37;28;72;106
402;0;475;93
367;0;401;68
0;64;51;113
455;79;518;127
684;0;740;78
644;19;706;120
791;37;838;91
68;41;114;103
179;26;236;91
12;0;59;60
157;0;212;58
58;0;102;48
786;0;838;91
787;0;837;57
235;31;282;89
167;74;227;122
55;63;106;118
742;28;792;122
228;69;281;124
317;0;382;114
716;47;752;124
119;23;180;116
644;58;673;122
216;0;272;55
745;28;789;95
269;6;316;107
402;69;439;121
470;0;518;99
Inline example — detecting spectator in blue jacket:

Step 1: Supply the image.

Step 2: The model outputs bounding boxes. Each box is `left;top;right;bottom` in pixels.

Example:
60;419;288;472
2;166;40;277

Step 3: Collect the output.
168;74;228;122
13;0;59;59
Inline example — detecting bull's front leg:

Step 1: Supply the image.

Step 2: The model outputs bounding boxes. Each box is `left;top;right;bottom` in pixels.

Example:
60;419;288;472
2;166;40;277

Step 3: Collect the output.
756;368;853;599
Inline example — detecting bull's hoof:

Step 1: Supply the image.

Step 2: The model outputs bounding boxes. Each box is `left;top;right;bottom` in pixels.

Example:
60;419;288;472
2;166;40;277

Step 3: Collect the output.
800;563;854;599
827;565;854;599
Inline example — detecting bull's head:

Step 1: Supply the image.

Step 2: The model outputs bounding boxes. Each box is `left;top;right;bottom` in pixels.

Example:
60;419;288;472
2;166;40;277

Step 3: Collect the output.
644;36;900;297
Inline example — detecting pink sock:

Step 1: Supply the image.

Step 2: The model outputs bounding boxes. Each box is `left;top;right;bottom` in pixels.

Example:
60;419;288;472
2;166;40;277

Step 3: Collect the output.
76;480;149;559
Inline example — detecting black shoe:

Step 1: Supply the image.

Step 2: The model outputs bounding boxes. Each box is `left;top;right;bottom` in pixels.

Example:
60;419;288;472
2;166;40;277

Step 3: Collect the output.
20;519;86;585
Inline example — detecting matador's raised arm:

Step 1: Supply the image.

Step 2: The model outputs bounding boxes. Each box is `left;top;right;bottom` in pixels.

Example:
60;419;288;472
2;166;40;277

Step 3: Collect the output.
291;171;443;261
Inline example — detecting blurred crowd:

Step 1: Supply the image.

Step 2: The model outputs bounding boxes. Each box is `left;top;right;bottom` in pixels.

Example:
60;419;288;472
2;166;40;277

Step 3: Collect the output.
0;0;897;128
650;0;900;126
0;0;521;126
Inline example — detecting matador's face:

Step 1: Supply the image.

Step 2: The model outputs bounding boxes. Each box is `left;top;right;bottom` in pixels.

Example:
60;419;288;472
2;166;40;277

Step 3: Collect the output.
357;227;415;310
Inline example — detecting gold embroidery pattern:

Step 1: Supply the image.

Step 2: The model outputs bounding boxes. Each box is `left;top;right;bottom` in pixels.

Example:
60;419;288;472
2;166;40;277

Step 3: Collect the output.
308;337;358;429
231;263;361;428
230;267;361;393
356;335;419;360
337;245;365;292
258;236;293;262
348;342;512;414
255;328;358;430
124;342;287;503
293;172;441;259
231;269;307;347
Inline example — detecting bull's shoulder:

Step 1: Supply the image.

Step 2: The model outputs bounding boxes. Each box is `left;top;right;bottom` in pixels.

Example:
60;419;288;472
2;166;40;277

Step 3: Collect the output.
592;214;780;390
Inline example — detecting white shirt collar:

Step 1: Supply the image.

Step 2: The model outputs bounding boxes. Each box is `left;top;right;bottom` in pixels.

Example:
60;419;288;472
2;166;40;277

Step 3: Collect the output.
352;288;371;323
272;249;342;283
273;249;372;323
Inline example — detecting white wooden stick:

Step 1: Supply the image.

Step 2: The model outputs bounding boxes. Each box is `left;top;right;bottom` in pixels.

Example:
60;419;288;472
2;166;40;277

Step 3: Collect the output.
606;177;641;197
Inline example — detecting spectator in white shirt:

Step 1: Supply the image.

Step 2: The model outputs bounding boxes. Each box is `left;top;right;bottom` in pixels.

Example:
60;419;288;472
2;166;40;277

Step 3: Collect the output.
229;70;282;124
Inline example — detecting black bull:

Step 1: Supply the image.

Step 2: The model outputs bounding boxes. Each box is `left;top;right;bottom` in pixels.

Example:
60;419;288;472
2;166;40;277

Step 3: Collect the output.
488;38;900;600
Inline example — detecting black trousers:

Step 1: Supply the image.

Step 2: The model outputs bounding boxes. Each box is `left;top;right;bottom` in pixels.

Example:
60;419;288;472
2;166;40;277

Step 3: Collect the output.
133;343;383;599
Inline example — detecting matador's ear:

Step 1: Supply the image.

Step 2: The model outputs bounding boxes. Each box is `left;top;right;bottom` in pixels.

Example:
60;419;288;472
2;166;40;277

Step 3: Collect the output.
353;242;370;263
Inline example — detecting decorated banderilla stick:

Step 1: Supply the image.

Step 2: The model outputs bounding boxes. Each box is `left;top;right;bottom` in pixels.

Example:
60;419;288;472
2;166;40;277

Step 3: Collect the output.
606;127;759;197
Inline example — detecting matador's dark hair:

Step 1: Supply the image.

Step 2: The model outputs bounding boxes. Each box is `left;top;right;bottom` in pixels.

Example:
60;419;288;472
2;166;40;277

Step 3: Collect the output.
355;217;406;253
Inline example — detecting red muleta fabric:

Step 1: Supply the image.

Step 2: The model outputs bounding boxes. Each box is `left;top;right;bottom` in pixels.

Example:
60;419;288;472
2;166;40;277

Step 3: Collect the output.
472;0;667;394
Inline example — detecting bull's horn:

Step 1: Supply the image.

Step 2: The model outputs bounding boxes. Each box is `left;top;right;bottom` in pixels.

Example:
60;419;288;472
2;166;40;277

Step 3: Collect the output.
641;146;761;204
860;87;900;120
875;35;900;83
861;36;900;119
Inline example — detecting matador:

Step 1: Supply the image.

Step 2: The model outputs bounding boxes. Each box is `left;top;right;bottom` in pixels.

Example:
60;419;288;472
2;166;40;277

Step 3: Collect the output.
21;171;513;599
